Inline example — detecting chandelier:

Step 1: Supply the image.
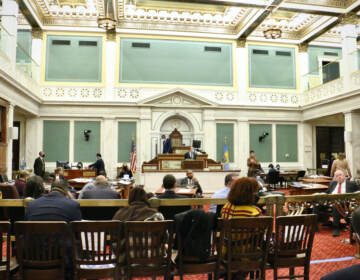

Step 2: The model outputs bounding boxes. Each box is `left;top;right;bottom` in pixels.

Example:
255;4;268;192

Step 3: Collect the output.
263;28;282;39
98;0;117;30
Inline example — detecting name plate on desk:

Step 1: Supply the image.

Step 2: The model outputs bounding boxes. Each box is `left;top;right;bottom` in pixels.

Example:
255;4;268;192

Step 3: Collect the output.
208;164;222;170
161;160;182;170
83;171;96;177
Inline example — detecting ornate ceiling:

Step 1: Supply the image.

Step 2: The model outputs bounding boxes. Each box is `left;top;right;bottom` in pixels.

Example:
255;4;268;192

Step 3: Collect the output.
17;0;360;44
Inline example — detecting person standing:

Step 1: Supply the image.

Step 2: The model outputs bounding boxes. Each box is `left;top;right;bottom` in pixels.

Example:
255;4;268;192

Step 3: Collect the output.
33;151;45;178
88;153;105;176
161;134;173;154
330;153;352;178
247;150;260;177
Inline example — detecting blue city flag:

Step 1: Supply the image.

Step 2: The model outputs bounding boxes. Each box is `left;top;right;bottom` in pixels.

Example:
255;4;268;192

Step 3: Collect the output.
223;143;230;170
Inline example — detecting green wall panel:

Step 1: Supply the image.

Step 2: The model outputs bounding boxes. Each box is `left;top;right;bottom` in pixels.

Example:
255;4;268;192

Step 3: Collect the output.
45;35;102;82
308;46;342;74
120;38;233;86
43;121;69;162
16;30;32;63
118;122;136;163
74;121;100;162
216;123;234;162
248;45;296;89
276;124;298;162
249;124;272;162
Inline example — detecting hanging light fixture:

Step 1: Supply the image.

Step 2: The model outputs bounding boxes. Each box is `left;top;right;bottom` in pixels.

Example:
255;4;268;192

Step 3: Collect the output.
263;28;282;39
98;0;117;30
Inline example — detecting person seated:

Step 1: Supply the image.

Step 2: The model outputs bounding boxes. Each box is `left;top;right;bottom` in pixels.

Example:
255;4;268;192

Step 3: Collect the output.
320;206;360;280
15;170;29;197
221;177;262;220
184;146;197;160
117;163;133;179
81;175;120;199
157;174;191;220
209;173;239;213
276;164;285;187
178;170;203;196
49;167;66;181
24;175;45;199
265;163;277;184
113;187;163;221
314;170;359;236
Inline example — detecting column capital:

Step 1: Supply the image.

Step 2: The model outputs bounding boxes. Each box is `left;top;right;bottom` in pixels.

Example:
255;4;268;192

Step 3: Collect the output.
298;43;308;53
236;38;246;48
339;12;359;26
32;28;43;40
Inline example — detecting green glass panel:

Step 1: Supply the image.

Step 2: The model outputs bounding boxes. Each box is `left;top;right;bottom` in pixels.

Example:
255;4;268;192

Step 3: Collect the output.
120;38;232;86
16;30;32;63
43;121;69;162
74;121;100;162
216;123;234;162
248;45;296;89
118;122;136;163
308;46;342;75
276;124;298;162
45;35;102;82
249;124;272;162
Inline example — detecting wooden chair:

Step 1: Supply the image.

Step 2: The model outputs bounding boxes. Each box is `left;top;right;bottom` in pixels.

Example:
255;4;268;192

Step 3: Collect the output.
268;171;280;190
176;218;223;280
124;220;174;280
71;220;122;280
269;214;317;280
221;216;273;280
0;221;18;280
15;221;68;280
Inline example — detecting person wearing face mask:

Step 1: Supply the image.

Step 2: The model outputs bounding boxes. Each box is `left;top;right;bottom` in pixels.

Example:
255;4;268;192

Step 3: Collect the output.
179;170;203;196
118;163;133;179
34;151;46;178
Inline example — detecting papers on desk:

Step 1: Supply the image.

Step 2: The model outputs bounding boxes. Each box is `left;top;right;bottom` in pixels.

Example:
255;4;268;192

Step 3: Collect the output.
118;179;132;185
291;182;310;188
70;178;92;183
177;189;193;193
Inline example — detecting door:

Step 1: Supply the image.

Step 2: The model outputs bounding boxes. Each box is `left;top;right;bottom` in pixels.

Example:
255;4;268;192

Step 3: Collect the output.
12;121;20;171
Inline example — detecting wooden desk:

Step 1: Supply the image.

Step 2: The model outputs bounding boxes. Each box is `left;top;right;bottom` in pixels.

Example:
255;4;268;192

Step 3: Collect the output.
155;188;197;198
63;169;96;180
68;178;93;190
181;160;204;170
300;178;332;185
112;181;134;199
288;183;328;195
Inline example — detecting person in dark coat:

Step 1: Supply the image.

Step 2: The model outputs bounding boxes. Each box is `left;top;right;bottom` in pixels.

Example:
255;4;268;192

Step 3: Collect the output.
161;135;173;154
33;151;45;178
88;153;105;176
117;163;133;179
24;175;45;199
15;170;29;197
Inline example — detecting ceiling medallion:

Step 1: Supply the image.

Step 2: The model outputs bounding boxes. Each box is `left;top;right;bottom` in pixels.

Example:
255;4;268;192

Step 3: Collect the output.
263;28;282;39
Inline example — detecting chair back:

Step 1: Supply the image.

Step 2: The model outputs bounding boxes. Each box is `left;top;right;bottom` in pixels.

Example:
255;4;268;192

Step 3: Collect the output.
268;171;280;185
296;170;306;181
0;184;20;199
222;217;273;270
124;220;174;276
15;221;67;279
0;222;11;280
274;214;317;260
71;220;122;268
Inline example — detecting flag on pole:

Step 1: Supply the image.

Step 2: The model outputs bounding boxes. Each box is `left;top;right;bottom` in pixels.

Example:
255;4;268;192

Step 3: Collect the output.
223;142;230;170
130;138;136;174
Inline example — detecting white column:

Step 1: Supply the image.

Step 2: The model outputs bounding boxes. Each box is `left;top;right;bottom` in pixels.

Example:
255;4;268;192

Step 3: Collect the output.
298;44;309;92
1;0;18;67
237;120;249;177
105;32;116;101
31;29;43;83
6;104;14;178
69;121;74;162
236;41;247;103
203;110;216;159
25;117;42;173
138;108;152;184
344;112;360;178
301;123;313;170
102;117;117;178
339;23;357;92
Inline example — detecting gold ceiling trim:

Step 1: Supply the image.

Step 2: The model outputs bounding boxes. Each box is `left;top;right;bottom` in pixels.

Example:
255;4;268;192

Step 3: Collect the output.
56;0;87;8
136;0;226;13
285;0;353;9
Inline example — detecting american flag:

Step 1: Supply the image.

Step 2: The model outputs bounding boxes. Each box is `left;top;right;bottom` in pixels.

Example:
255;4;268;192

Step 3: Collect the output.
130;138;136;173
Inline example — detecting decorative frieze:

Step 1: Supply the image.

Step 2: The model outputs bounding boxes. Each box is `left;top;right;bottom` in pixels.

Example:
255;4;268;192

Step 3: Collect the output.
302;77;344;105
41;87;105;100
247;91;299;106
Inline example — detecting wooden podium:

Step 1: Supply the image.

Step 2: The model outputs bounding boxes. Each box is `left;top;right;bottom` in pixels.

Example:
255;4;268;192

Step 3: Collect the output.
181;160;204;170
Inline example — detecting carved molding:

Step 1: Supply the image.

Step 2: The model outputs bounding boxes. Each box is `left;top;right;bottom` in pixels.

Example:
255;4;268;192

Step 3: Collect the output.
41;86;105;99
298;43;308;53
247;91;299;106
236;38;246;48
32;28;43;39
106;29;116;41
339;12;359;25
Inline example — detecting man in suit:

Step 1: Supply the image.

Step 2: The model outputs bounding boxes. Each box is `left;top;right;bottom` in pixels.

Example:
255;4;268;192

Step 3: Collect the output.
157;174;191;219
33;151;45;178
25;180;81;280
184;146;196;160
88;153;105;176
179;170;203;196
326;170;359;236
161;134;173;154
81;175;120;199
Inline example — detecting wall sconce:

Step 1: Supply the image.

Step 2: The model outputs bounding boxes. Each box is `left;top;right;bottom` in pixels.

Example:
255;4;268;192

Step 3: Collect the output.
259;132;269;142
84;130;91;141
285;153;290;158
